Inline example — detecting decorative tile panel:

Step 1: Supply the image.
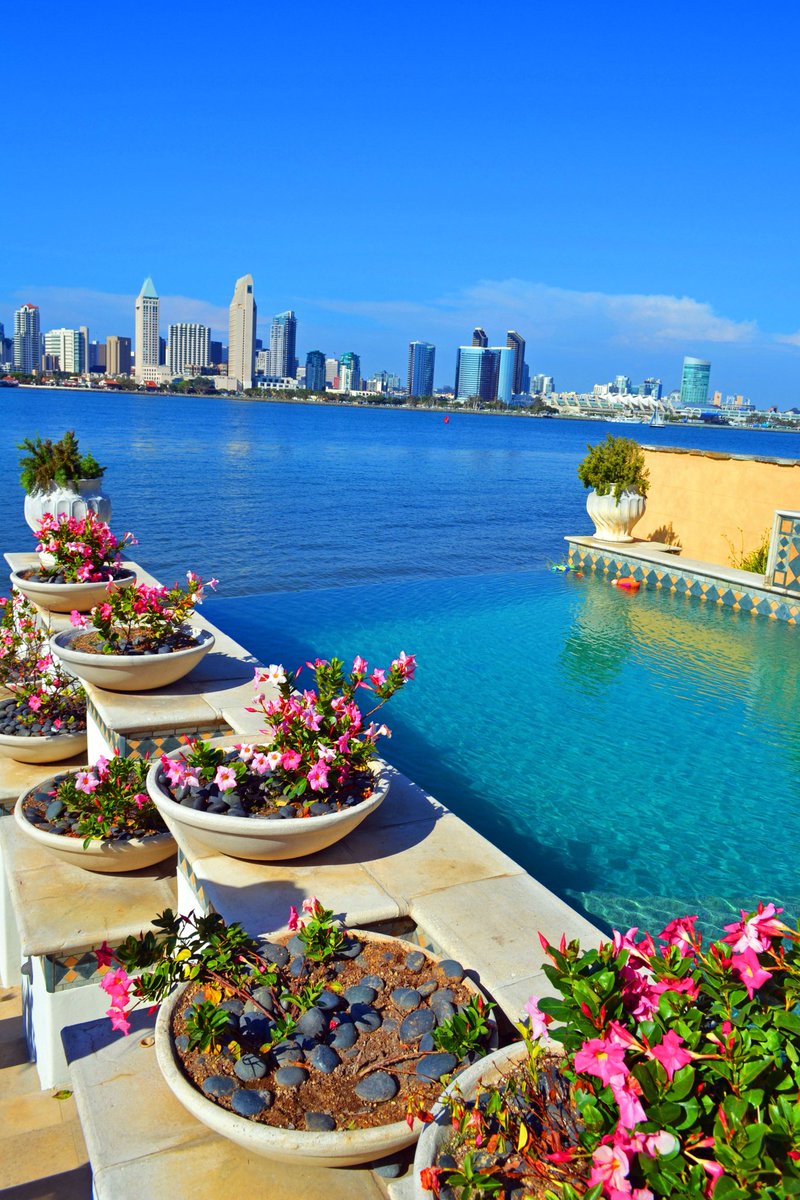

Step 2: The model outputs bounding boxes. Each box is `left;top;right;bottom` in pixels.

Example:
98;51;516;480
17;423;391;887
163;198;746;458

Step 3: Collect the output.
767;511;800;596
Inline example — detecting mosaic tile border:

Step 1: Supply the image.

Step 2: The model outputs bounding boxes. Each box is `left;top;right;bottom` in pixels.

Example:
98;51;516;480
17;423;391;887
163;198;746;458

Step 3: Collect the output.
43;948;110;994
87;699;232;758
567;542;800;625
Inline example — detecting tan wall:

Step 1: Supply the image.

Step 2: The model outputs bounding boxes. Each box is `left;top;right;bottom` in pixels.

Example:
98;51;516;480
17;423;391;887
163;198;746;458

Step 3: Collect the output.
637;447;800;566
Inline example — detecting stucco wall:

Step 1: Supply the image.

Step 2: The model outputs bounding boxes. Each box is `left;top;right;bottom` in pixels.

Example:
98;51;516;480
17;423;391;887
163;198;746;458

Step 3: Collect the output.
637;446;800;566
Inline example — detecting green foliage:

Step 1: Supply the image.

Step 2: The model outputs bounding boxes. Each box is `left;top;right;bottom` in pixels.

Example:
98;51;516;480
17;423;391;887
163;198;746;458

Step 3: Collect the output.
18;431;105;493
724;527;771;575
296;901;346;961
185;999;234;1052
433;995;493;1058
54;755;162;846
443;1151;504;1198
577;434;650;502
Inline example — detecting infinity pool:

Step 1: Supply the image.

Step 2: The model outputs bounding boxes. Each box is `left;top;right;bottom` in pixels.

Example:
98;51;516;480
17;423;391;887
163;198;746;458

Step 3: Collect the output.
207;569;800;939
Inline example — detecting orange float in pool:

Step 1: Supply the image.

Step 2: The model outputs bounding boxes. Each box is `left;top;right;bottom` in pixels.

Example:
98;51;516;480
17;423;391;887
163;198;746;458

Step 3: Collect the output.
611;576;641;591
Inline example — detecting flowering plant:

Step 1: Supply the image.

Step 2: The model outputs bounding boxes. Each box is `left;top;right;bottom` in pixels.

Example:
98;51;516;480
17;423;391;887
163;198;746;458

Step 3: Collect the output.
48;754;164;847
70;571;217;653
0;592;85;730
34;512;136;582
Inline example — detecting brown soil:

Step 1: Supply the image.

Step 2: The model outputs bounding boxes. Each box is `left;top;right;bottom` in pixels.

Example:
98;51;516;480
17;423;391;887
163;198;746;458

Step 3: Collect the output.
172;938;488;1132
71;629;197;655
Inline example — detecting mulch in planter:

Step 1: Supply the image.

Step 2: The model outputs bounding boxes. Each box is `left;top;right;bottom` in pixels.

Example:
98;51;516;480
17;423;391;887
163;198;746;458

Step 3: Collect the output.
71;629;199;656
171;935;493;1134
0;696;86;736
18;566;133;585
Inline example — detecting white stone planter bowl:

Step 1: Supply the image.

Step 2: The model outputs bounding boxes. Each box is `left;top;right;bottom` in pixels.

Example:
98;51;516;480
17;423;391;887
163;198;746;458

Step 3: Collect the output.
0;726;87;764
155;931;496;1166
413;1042;533;1197
50;626;214;693
10;568;136;614
147;739;391;861
14;791;176;874
586;488;646;543
24;478;111;532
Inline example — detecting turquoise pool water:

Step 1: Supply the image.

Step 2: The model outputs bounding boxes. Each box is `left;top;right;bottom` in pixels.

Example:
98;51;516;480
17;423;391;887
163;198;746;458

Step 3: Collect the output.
207;570;800;939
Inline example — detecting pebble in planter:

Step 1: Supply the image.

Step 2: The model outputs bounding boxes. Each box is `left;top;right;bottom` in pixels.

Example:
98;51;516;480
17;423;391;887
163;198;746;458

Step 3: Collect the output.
100;900;497;1166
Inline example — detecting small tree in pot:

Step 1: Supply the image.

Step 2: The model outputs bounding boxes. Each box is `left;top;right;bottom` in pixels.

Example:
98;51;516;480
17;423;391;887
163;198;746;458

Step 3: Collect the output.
577;435;650;543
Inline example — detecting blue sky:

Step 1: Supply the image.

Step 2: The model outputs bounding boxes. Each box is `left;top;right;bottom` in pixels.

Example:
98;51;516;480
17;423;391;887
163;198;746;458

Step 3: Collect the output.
4;1;800;404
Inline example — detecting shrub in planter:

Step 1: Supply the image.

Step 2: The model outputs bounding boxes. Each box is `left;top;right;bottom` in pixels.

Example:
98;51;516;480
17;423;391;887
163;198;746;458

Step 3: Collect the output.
67;571;217;654
19;430;106;495
0;591;86;740
577;435;650;503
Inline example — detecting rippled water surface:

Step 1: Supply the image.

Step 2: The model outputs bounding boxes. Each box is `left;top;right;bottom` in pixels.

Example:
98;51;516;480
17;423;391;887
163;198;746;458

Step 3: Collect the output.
2;390;798;936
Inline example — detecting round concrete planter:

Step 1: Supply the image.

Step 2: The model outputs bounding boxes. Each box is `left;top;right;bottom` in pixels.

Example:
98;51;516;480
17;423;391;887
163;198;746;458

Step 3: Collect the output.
0;726;87;764
155;931;496;1167
50;626;214;693
10;567;136;614
147;738;391;861
13;788;175;874
586;488;646;542
24;478;111;532
413;1042;530;1197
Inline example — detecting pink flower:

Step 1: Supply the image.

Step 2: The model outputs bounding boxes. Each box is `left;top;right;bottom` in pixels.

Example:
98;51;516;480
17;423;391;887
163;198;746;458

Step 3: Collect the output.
644;1131;679;1158
522;995;551;1040
302;897;322;916
287;905;300;931
392;650;416;679
94;941;115;968
214;766;237;792
108;1008;131;1036
266;750;282;770
75;770;100;794
133;794;147;810
731;947;771;998
659;914;699;956
94;756;110;781
590;1144;630;1192
723;903;785;953
307;760;329;791
574;1036;628;1087
70;610;88;628
161;756;186;787
250;752;270;775
263;664;287;686
100;967;131;1006
352;656;368;674
647;1030;693;1081
27;695;42;712
610;1074;647;1129
301;707;322;731
370;668;386;687
281;750;302;771
237;744;255;762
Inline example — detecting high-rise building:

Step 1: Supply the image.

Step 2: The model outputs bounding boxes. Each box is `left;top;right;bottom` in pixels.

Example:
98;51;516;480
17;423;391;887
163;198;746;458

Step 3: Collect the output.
640;378;662;400
89;341;106;371
269;311;297;379
407;341;436;397
305;350;326;391
679;357;711;407
134;277;160;382
325;357;339;386
228;274;257;389
472;327;488;347
454;345;514;404
14;304;41;373
339;351;361;391
44;328;85;373
209;340;225;366
506;331;526;395
106;336;132;376
167;323;210;375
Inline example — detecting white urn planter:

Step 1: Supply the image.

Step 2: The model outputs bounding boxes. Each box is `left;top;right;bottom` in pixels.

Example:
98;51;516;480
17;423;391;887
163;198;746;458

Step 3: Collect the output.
586;488;646;543
50;627;215;693
14;789;176;874
147;738;392;861
0;726;87;764
155;931;497;1167
23;478;112;533
10;567;137;614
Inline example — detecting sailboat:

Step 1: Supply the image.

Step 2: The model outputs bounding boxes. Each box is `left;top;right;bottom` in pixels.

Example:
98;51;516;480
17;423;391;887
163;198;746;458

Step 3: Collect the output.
650;406;665;428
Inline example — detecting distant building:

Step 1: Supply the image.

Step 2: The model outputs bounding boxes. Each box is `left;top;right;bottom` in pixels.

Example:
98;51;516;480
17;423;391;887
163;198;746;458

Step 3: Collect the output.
325;357;339;386
106;336;132;376
89;341;106;371
339;351;361;391
506;331;526;395
167;324;210;375
228;274;257;389
209;340;225;366
14;303;40;373
454;345;513;404
255;349;270;375
43;328;85;373
641;377;662;400
472;327;488;348
407;341;436;397
134;277;160;382
614;375;631;395
268;311;297;379
305;350;326;391
679;357;711;407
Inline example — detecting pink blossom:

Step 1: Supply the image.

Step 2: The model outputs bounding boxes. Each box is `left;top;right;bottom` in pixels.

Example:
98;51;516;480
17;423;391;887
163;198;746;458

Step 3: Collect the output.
94;756;110;781
266;750;282;770
214;766;237;792
317;745;335;763
307;760;329;791
523;995;551;1040
647;1030;693;1081
731;947;771;998
108;1008;131;1035
610;1075;647;1129
100;967;131;1006
574;1036;629;1087
75;770;100;794
27;695;42;712
644;1131;679;1158
94;941;115;968
237;744;255;762
263;664;287;686
287;905;300;931
370;668;386;687
392;650;416;679
133;794;147;810
335;734;350;754
161;756;186;787
302;897;322;916
281;750;302;771
723;903;785;953
352;656;368;674
590;1144;630;1192
251;752;270;775
70;610;88;627
301;707;322;731
659;914;699;956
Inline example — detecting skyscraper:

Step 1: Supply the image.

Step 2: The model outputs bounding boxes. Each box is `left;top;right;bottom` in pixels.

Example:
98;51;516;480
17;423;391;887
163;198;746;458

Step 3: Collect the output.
106;336;132;376
269;311;297;378
325;358;339;386
454;345;514;404
14;303;40;373
407;341;436;397
44;328;85;373
228;274;257;390
506;331;526;395
339;352;361;391
134;277;160;382
679;357;711;407
472;327;488;347
305;350;326;391
167;324;210;375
